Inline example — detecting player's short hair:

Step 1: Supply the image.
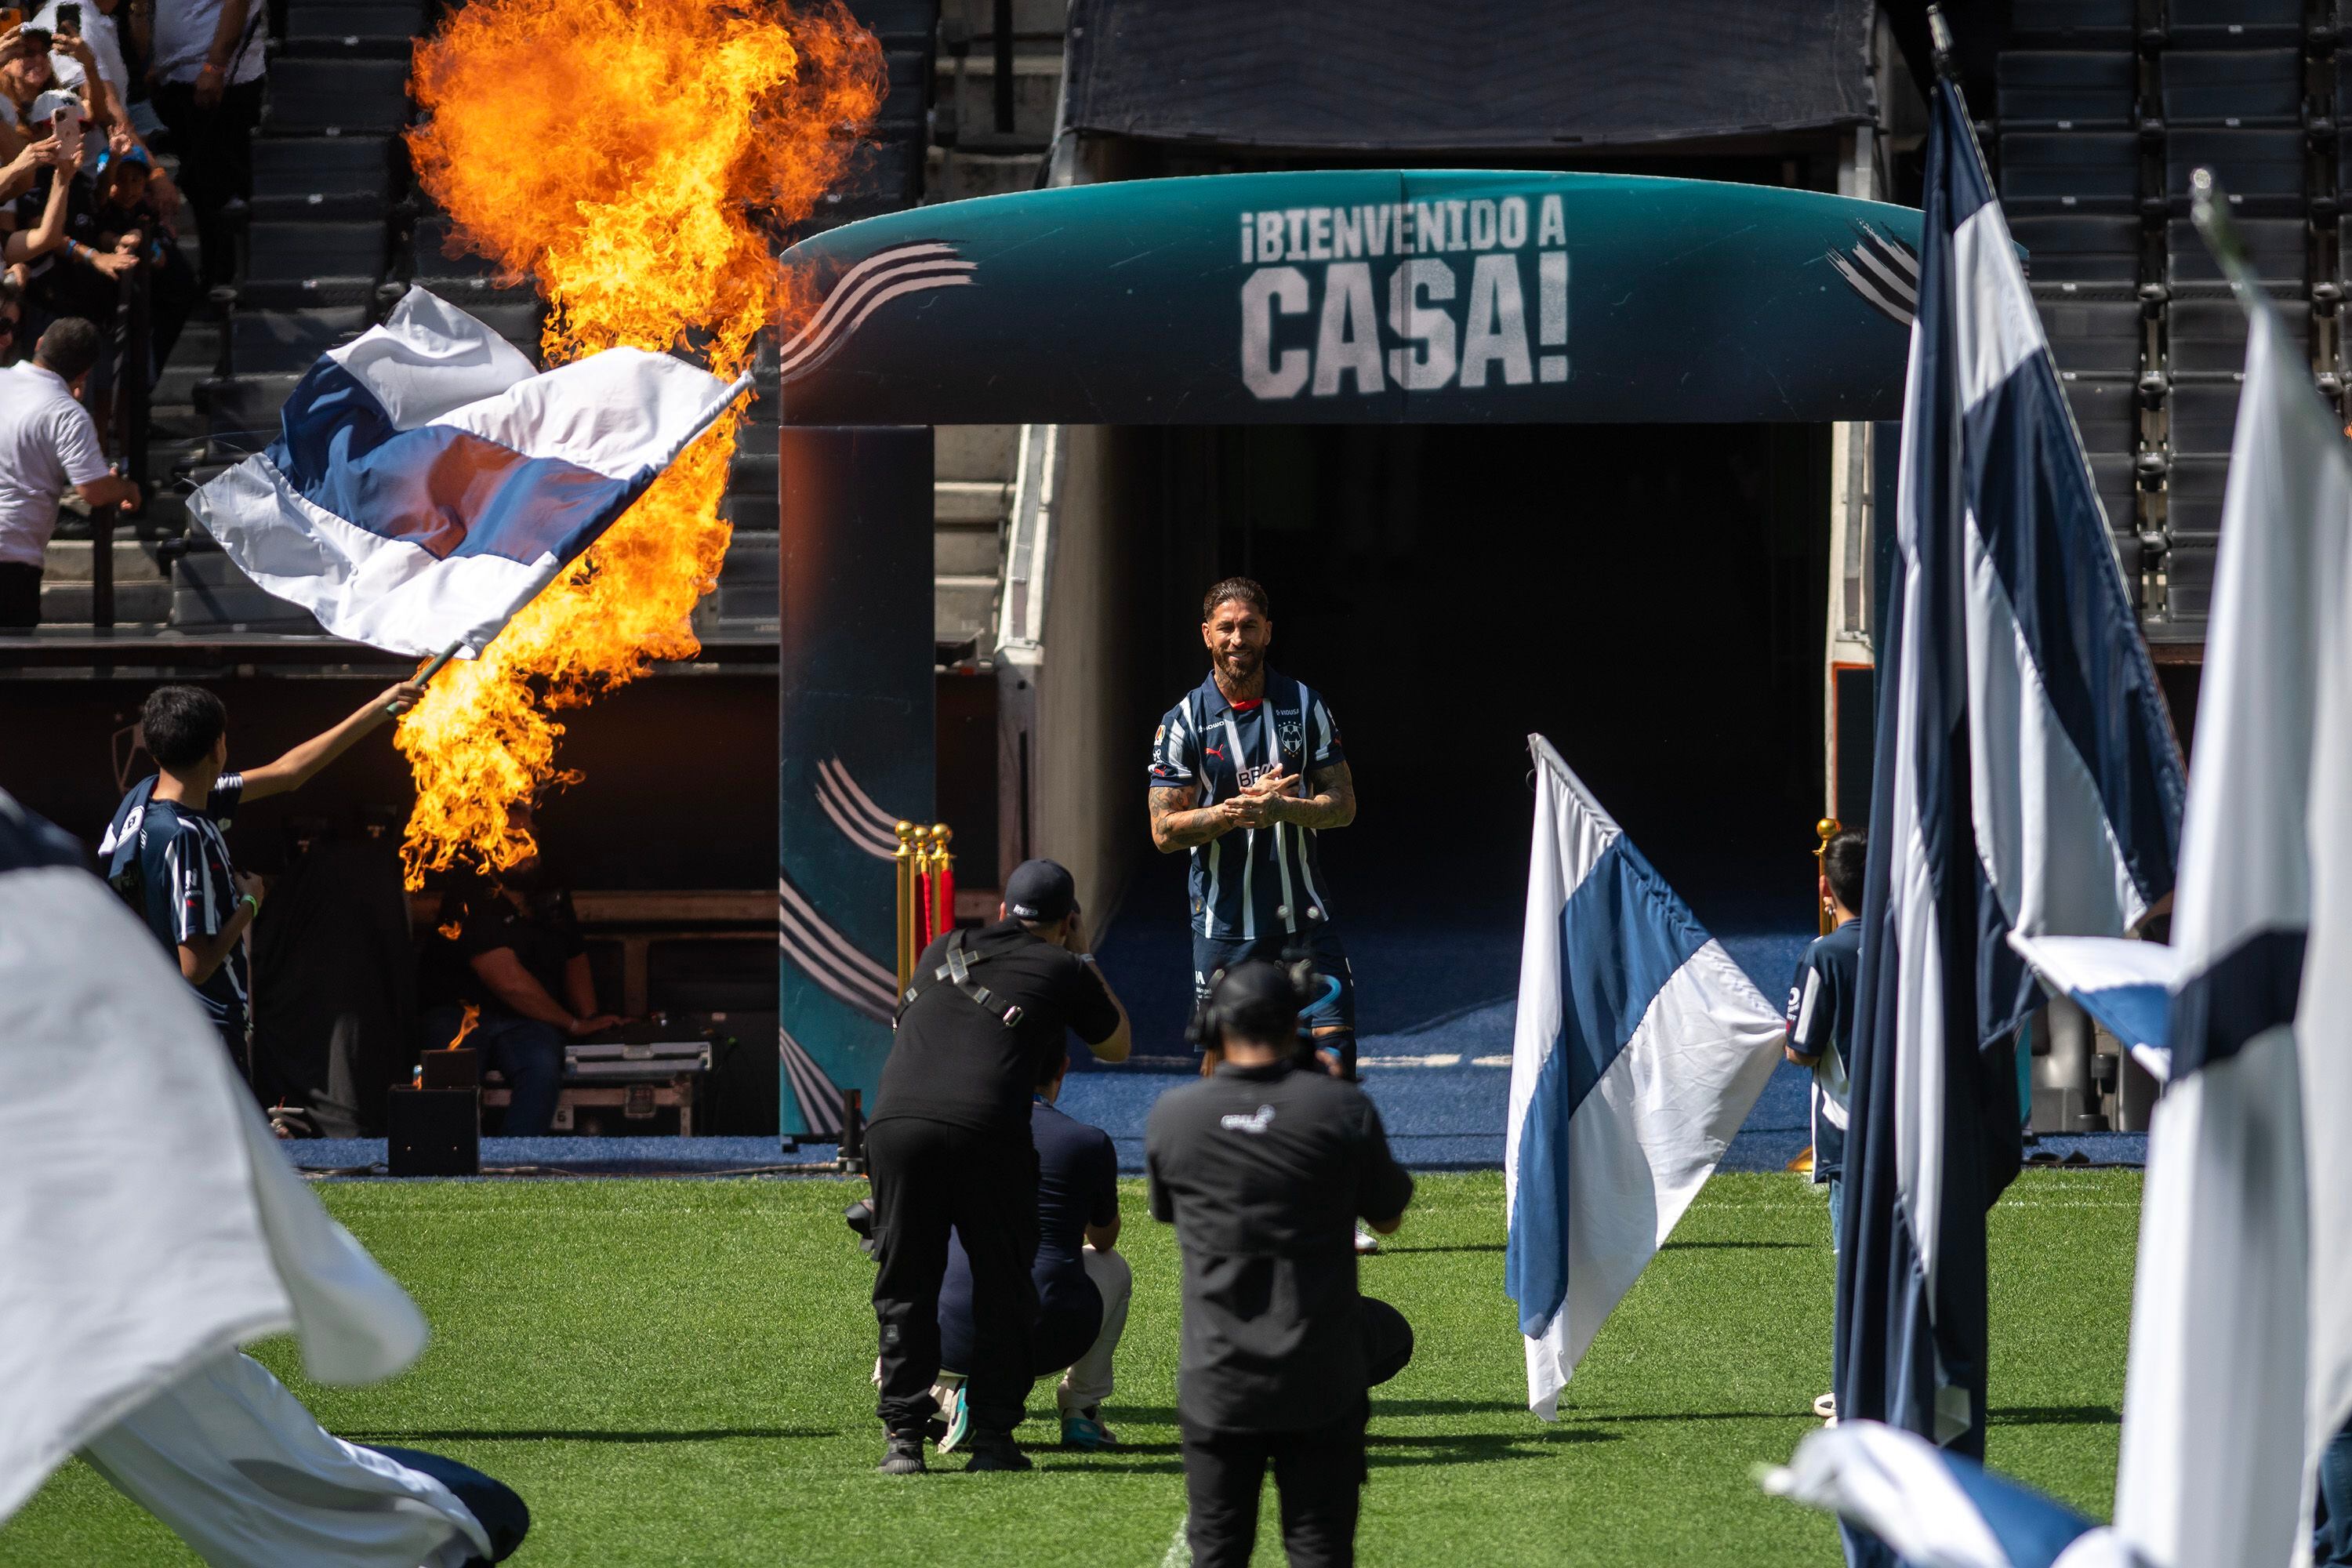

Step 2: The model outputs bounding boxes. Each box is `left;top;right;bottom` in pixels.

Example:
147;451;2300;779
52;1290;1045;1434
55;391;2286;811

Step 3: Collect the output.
141;684;228;769
35;317;103;384
1823;828;1867;914
1201;575;1270;622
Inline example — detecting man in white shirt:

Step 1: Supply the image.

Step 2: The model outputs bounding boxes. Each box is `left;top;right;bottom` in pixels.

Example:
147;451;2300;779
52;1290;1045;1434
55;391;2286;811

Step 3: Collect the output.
146;0;263;292
0;314;136;626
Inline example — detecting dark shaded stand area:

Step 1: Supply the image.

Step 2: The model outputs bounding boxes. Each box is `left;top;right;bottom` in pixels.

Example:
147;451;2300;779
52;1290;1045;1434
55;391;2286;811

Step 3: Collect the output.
1095;422;1832;1051
0;670;785;1131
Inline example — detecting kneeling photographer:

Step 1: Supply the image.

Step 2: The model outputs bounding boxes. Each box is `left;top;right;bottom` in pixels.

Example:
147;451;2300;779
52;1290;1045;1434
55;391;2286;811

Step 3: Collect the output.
1145;961;1414;1568
865;858;1132;1476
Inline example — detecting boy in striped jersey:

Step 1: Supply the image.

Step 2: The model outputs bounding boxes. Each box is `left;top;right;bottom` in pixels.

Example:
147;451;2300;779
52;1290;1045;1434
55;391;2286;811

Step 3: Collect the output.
1149;578;1359;1080
101;680;423;1075
1784;826;1865;1423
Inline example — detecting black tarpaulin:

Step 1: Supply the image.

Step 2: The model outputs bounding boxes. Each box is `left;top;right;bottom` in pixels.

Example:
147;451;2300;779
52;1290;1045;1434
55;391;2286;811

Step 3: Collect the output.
1062;0;1878;152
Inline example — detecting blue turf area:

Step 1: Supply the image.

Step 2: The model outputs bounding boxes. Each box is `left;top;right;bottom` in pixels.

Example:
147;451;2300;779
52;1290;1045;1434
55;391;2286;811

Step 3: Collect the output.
286;914;2145;1179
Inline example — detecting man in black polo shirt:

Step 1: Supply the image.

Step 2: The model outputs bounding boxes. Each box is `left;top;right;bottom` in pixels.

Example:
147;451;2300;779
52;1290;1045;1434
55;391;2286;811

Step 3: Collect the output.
868;858;1132;1475
1146;962;1416;1568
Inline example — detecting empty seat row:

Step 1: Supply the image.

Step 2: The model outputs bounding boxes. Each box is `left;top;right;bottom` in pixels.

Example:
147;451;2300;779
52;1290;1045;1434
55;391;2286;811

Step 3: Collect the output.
2013;212;2311;291
2013;0;2302;48
1999;127;2308;211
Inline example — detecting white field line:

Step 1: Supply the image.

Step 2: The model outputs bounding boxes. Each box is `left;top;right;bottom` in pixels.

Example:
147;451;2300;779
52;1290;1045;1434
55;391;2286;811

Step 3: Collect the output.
1357;1053;1464;1069
1158;1514;1191;1568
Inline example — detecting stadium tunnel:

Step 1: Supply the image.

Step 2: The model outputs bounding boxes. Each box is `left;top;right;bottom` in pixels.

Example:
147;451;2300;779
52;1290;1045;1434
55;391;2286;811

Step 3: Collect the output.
1067;420;1835;1047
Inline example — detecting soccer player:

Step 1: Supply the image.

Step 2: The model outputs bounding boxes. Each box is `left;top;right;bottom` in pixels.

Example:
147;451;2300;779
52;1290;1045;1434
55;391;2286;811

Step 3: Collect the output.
1784;826;1865;1424
1148;576;1359;1080
100;680;425;1074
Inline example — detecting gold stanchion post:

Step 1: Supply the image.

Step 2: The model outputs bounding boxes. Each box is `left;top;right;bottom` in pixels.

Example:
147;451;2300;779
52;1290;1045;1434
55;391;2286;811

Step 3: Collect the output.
1814;817;1842;937
927;823;955;943
894;821;919;989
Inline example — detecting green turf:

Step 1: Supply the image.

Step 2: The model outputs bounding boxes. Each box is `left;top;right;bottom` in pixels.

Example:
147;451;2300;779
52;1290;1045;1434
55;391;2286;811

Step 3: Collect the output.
0;1169;2138;1566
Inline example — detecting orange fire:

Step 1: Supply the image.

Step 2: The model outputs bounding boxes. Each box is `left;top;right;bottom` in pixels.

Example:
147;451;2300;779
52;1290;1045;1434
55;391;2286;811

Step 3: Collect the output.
446;1001;481;1051
394;0;884;887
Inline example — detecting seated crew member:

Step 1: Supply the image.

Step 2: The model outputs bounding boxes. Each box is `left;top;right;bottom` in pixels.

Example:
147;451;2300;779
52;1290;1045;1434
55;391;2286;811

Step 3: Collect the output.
100;679;425;1076
931;1043;1131;1455
869;858;1133;1476
1146;962;1415;1568
419;806;620;1138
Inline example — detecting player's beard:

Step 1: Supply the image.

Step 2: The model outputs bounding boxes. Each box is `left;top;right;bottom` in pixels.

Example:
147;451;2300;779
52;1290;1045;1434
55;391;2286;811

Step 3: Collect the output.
1213;643;1265;690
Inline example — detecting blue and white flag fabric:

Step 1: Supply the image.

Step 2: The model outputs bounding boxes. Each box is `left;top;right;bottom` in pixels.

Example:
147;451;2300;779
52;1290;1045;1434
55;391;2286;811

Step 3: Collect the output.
188;287;750;658
1764;1421;2146;1568
2002;932;2181;1082
1835;77;2186;1504
0;789;432;1526
2109;263;2347;1568
1504;735;1784;1419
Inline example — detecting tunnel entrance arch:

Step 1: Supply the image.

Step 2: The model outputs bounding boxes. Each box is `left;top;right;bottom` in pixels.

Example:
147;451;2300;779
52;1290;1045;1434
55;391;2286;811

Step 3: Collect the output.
770;168;1919;1136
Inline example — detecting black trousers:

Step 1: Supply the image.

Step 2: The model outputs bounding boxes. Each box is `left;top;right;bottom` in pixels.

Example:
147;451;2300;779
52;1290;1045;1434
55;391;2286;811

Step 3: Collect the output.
0;562;40;628
148;79;264;292
1179;1297;1414;1568
866;1116;1038;1436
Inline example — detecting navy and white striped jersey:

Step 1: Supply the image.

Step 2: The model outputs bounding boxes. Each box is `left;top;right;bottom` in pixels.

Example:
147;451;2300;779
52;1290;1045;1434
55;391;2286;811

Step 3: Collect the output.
1149;670;1345;942
100;774;249;1035
1784;917;1860;1185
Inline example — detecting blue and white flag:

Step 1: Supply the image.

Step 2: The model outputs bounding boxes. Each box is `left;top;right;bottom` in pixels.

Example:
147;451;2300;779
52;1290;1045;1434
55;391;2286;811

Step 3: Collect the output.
2108;256;2346;1568
188;288;750;658
1504;735;1784;1419
1764;1421;2145;1568
1836;77;2186;1503
2002;932;2180;1081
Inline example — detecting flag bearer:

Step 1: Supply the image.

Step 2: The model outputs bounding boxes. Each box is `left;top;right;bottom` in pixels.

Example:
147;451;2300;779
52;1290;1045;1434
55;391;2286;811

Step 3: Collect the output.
1785;826;1866;1423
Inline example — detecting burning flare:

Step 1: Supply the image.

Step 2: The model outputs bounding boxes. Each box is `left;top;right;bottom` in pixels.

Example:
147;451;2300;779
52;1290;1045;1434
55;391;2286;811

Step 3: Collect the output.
395;0;883;887
445;1001;481;1051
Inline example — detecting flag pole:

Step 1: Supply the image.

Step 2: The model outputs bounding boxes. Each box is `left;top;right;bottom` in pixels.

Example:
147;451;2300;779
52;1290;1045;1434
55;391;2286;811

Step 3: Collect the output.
388;641;465;716
2190;170;2259;300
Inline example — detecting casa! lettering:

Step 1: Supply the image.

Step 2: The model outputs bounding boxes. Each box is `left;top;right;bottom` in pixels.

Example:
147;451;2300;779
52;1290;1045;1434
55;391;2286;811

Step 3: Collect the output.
1236;194;1569;400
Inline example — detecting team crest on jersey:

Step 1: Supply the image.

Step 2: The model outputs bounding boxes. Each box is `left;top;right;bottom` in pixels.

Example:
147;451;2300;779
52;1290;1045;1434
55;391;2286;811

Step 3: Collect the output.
1278;716;1303;756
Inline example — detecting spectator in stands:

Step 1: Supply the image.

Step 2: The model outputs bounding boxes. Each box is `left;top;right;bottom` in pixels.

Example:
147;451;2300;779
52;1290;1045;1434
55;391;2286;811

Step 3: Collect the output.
930;1044;1132;1457
0;275;24;363
9;91;136;361
1784;825;1866;1425
0;24;117;161
146;0;263;293
28;1;136;162
419;807;623;1138
96;679;429;1074
0;316;132;626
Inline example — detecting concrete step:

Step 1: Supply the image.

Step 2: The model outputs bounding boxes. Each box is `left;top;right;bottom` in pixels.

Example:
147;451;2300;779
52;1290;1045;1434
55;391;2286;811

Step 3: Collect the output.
934;521;1000;577
935;575;997;650
42;538;172;583
935;423;1018;481
934;479;1011;524
925;148;1044;204
39;579;172;623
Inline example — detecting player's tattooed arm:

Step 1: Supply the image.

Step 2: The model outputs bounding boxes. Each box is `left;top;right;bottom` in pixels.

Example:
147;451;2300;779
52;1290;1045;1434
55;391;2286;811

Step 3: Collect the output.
1150;783;1238;851
1279;760;1356;830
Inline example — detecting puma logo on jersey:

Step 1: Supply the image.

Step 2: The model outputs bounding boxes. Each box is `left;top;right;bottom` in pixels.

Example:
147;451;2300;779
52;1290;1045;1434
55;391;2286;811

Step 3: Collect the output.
1204;745;1225;759
1220;1104;1277;1134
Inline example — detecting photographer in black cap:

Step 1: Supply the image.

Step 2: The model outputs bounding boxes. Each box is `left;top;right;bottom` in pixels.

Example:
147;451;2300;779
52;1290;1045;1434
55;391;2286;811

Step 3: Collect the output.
866;857;1132;1476
1146;960;1416;1568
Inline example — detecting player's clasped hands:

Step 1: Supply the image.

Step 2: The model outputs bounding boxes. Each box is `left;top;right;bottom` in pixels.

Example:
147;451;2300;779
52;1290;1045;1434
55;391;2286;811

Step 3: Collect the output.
1224;765;1298;829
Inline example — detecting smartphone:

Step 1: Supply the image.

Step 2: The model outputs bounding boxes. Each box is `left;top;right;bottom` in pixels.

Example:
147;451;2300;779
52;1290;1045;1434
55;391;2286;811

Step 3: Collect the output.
0;10;23;32
53;2;76;32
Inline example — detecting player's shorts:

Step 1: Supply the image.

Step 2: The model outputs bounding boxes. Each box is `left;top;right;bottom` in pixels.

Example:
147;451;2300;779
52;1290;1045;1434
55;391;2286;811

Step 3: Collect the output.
1190;923;1356;1044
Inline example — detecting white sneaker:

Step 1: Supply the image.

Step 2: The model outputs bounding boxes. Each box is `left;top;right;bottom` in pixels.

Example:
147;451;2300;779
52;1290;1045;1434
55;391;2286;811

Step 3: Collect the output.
1355;1226;1381;1255
1813;1391;1837;1423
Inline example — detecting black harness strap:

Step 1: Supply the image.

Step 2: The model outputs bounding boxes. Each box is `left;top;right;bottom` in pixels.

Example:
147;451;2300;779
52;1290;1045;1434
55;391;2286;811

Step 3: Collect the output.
898;927;1025;1028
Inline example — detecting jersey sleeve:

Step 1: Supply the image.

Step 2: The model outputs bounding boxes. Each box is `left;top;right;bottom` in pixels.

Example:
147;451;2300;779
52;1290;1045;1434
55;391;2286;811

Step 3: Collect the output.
1308;693;1346;771
1149;702;1194;786
162;825;225;944
1353;1094;1414;1227
206;772;244;822
1786;945;1835;1060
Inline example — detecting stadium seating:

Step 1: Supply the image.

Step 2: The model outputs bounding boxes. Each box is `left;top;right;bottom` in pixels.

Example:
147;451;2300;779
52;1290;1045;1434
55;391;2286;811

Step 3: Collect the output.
1992;3;2335;641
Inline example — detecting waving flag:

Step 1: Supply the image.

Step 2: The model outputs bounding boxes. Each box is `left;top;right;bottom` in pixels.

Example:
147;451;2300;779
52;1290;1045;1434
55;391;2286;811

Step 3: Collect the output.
1504;735;1784;1419
2107;244;2347;1568
1836;74;2186;1528
1764;1421;2145;1568
188;288;749;658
